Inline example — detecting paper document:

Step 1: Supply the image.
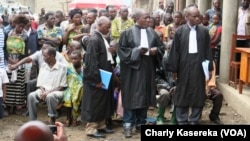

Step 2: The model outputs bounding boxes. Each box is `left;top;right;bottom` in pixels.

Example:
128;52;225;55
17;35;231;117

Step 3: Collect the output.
99;69;112;90
202;60;210;81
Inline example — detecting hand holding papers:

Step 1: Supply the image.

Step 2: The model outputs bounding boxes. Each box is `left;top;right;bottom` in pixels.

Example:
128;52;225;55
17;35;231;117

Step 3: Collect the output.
139;47;149;55
202;60;210;81
99;69;112;90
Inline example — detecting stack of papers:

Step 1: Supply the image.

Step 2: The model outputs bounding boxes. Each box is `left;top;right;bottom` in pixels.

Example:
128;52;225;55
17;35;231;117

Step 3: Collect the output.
202;60;210;81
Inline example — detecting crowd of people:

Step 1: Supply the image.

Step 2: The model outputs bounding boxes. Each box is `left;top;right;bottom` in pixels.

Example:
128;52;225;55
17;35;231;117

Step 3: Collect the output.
3;0;250;140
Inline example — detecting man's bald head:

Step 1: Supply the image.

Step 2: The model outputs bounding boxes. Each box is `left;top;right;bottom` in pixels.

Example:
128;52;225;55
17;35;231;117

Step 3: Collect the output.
97;16;111;35
97;16;110;25
14;121;54;141
185;6;200;26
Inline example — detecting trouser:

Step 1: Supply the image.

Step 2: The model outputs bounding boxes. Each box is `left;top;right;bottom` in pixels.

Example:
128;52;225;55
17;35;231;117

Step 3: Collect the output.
0;97;3;118
26;79;37;96
176;106;203;125
209;88;223;119
123;108;147;128
28;89;63;120
85;119;106;135
156;89;171;121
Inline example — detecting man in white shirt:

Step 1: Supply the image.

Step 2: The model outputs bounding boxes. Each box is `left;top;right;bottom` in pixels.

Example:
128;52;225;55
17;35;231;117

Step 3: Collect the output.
27;47;67;124
8;41;67;116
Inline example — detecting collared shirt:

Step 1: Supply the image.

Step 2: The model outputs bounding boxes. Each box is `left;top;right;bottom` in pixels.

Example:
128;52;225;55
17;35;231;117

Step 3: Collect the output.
37;23;62;41
237;7;249;35
37;61;67;91
24;27;32;37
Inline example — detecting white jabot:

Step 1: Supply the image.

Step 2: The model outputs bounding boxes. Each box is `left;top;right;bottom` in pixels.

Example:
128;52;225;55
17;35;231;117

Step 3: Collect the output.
188;26;198;54
103;36;114;64
139;29;149;55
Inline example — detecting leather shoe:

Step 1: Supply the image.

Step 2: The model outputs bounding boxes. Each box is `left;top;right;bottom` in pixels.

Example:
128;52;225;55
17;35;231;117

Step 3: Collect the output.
211;118;223;125
98;128;114;133
87;131;105;138
209;115;223;125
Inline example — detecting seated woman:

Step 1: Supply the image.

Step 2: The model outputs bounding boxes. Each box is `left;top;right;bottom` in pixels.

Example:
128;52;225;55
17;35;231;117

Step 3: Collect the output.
63;50;83;127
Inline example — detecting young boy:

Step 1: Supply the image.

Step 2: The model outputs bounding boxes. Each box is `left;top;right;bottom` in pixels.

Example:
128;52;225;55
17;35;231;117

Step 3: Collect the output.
0;68;9;119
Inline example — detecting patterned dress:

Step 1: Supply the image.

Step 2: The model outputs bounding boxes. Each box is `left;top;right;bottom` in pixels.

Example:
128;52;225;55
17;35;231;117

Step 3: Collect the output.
66;24;84;46
5;30;27;107
63;64;83;120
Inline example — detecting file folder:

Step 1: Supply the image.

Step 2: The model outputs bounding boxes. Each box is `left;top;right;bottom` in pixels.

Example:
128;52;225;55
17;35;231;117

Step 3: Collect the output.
99;69;112;90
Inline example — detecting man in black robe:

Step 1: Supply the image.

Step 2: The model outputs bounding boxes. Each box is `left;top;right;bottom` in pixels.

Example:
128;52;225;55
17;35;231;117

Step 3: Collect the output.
81;16;114;138
118;9;164;137
166;5;213;125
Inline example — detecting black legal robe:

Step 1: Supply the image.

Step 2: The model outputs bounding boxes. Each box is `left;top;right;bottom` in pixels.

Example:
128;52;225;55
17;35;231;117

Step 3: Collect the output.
166;24;213;107
118;25;164;109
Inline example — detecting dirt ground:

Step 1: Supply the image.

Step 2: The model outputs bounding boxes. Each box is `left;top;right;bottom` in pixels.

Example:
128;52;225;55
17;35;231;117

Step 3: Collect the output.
0;99;248;141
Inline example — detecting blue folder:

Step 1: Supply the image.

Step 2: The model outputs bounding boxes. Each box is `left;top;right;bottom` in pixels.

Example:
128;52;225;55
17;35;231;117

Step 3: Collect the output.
99;69;112;90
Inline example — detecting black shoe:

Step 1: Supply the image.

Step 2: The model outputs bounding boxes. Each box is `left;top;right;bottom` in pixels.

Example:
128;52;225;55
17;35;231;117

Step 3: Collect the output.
87;131;105;138
209;115;223;125
98;128;114;133
55;109;61;119
123;128;132;138
210;118;223;125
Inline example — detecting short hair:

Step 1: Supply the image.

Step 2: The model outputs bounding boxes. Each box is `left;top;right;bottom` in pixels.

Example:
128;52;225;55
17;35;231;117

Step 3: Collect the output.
55;10;64;17
213;12;222;20
106;5;115;11
45;11;54;20
88;8;98;14
98;9;107;17
14;121;53;141
133;8;148;21
13;14;29;25
46;46;56;57
69;8;82;19
43;41;57;48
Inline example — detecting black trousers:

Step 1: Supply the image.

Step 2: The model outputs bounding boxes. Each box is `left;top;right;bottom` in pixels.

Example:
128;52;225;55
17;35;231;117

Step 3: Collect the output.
208;88;223;120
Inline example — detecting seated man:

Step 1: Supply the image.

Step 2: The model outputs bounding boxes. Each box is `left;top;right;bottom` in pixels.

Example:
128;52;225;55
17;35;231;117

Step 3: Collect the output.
206;61;223;125
27;47;67;124
8;41;67;116
155;40;176;125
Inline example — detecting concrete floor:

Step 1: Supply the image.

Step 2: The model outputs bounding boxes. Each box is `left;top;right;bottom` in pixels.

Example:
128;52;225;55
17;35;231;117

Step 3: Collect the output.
218;82;250;124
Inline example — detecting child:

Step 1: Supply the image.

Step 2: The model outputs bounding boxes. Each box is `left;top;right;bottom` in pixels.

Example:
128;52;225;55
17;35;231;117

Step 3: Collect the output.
208;13;222;75
202;13;210;27
208;13;222;58
0;68;9;119
168;11;183;41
